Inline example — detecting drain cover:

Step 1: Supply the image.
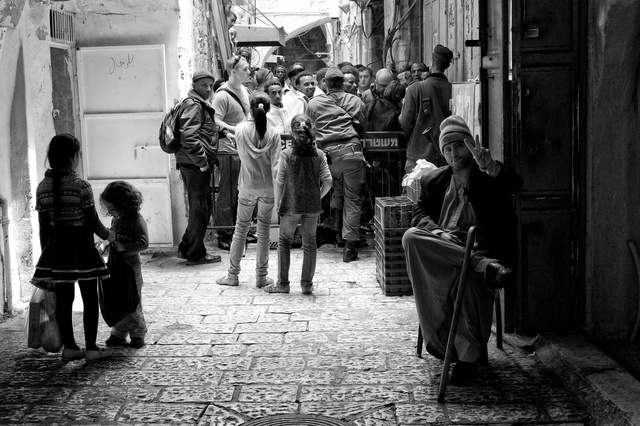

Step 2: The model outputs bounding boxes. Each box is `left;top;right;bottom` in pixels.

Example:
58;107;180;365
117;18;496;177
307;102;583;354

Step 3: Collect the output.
242;414;348;426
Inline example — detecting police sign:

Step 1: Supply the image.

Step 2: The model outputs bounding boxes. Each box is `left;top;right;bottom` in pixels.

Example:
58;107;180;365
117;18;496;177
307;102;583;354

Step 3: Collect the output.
362;131;407;151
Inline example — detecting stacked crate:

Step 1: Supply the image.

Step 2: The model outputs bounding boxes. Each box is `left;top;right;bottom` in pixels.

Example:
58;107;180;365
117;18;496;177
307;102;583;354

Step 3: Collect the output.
374;196;415;296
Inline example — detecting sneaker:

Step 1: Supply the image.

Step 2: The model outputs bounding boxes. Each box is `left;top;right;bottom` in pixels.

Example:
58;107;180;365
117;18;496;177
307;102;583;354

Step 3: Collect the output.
129;337;145;349
263;283;290;293
85;347;113;362
256;276;274;288
301;284;313;295
216;274;239;286
61;347;85;361
186;253;222;266
105;334;128;347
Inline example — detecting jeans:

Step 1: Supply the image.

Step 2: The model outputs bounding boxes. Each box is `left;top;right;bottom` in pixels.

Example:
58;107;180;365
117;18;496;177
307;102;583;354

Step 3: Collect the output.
228;195;274;278
110;263;147;339
178;165;213;261
278;213;319;286
216;154;241;238
328;155;367;242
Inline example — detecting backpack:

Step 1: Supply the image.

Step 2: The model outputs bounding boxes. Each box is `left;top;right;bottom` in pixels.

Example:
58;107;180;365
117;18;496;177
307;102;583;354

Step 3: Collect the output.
159;98;211;154
159;99;188;154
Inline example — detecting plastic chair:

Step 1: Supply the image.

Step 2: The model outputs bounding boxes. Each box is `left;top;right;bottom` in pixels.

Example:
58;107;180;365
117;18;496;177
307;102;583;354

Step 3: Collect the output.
413;226;505;403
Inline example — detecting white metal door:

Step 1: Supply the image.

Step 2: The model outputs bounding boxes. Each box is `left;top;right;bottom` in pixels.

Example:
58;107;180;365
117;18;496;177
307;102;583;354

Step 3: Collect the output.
77;45;172;246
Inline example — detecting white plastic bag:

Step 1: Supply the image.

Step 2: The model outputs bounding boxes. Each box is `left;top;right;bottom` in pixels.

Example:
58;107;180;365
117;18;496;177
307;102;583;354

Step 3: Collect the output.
401;159;438;188
401;160;438;202
25;287;62;352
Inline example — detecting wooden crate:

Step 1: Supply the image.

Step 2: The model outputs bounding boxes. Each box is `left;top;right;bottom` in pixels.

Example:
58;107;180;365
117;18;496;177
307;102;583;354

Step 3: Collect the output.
375;196;415;229
374;242;406;262
373;218;412;296
376;256;407;277
374;233;405;254
373;218;407;247
376;267;413;296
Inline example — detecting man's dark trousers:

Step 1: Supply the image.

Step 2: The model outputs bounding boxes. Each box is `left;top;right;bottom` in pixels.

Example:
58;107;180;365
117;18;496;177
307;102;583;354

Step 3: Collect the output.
178;164;213;261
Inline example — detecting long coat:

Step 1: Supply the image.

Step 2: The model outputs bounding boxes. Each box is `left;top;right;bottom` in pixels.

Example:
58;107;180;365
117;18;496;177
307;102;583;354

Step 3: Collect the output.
412;162;524;267
399;73;452;166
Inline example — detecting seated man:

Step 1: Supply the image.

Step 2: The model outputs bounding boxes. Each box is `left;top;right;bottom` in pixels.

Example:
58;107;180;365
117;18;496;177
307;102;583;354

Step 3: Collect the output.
402;115;523;385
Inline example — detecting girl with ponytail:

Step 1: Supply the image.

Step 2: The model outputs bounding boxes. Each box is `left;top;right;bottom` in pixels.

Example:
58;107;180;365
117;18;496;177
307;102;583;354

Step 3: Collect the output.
32;133;116;361
217;92;282;287
263;114;332;294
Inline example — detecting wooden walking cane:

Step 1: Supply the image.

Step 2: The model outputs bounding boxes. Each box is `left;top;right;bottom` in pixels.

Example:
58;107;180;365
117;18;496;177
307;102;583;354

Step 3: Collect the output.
438;226;477;403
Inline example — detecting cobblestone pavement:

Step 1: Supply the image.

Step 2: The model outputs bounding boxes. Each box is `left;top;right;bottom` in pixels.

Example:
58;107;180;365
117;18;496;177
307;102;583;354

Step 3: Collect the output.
0;239;591;425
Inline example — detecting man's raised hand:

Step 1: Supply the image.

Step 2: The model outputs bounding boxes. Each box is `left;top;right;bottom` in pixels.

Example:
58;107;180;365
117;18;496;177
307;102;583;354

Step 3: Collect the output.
464;135;500;175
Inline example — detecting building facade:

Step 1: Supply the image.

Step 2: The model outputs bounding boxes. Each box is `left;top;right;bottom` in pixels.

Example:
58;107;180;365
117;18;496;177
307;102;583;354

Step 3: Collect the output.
0;0;232;311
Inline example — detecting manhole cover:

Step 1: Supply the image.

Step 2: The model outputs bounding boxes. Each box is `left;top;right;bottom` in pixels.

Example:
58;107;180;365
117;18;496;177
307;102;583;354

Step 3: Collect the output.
242;414;348;426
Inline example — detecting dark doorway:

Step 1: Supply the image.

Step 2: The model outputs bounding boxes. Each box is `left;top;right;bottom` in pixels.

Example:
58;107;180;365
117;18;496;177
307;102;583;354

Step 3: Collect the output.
510;0;586;333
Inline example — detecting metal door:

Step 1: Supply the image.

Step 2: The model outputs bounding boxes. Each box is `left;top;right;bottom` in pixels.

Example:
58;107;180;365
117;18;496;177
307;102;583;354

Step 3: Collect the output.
77;45;172;246
509;0;585;333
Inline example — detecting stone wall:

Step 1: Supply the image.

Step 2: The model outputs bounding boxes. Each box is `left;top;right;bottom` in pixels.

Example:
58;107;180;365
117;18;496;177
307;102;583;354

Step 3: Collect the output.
0;0;56;309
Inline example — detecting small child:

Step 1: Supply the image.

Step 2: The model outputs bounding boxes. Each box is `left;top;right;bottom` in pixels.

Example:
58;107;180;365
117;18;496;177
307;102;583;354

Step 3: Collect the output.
216;91;281;287
100;181;149;349
32;133;115;361
264;114;332;294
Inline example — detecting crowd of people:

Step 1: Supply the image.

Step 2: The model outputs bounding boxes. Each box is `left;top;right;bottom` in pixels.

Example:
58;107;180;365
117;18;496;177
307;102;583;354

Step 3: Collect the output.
194;45;458;261
29;43;523;386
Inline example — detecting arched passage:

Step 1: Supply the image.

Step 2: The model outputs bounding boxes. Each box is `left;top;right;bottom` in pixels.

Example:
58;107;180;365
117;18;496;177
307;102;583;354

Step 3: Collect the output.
254;17;335;70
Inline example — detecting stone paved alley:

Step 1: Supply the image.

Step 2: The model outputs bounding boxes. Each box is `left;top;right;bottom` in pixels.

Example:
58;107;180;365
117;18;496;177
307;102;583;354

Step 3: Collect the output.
0;240;590;425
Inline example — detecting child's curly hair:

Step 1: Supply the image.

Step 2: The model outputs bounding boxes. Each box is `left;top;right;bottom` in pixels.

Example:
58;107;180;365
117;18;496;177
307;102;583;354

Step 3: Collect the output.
100;180;143;217
290;114;317;156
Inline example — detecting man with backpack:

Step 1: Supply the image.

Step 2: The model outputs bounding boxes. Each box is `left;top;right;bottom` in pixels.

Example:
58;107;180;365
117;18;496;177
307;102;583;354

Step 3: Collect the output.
175;70;222;265
212;55;251;250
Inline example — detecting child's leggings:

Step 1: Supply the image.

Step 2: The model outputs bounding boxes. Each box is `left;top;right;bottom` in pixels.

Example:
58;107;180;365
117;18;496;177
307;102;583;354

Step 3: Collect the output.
54;279;99;350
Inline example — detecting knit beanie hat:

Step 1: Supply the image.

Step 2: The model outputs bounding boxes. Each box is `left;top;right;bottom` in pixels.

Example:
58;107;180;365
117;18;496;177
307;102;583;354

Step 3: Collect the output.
439;115;473;152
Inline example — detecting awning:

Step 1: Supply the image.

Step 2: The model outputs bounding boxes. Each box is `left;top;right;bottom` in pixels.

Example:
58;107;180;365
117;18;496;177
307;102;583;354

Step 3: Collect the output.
234;24;287;47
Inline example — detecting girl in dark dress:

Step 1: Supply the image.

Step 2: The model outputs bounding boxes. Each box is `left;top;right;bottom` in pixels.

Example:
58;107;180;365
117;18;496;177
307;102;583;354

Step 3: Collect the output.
31;133;115;361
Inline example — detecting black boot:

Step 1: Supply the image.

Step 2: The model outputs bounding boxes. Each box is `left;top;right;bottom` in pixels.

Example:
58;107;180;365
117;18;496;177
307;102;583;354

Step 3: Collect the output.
450;361;478;386
343;240;358;263
322;208;343;231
